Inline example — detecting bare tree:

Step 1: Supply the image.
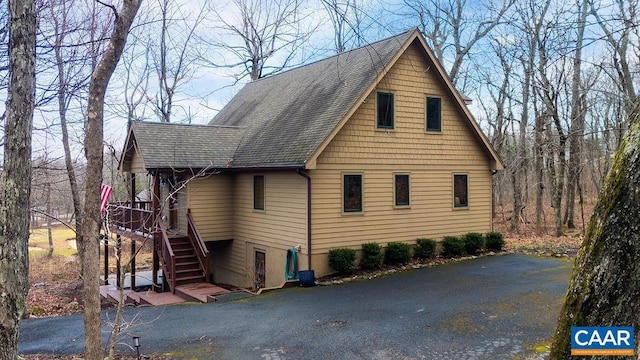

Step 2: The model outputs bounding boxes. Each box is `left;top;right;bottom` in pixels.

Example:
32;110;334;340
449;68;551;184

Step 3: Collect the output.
0;0;36;357
321;0;366;53
204;0;313;81
78;0;141;358
403;0;514;87
151;0;208;122
589;0;639;116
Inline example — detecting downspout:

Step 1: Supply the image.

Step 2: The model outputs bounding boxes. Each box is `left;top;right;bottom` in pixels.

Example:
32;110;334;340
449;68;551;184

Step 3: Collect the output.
296;168;312;270
491;169;498;232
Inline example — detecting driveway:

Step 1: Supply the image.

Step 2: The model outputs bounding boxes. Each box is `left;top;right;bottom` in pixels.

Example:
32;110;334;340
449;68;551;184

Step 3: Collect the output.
19;254;572;359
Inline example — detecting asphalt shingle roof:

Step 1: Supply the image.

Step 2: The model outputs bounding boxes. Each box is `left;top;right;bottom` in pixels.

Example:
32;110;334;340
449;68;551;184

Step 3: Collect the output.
125;29;505;171
208;29;416;167
129;122;245;169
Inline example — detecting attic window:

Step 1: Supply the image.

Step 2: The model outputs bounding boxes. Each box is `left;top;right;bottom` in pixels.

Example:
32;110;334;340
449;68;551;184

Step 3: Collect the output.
426;97;441;132
377;92;394;129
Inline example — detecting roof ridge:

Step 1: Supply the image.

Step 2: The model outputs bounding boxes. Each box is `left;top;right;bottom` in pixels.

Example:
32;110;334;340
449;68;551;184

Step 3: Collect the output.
249;28;417;84
133;121;245;129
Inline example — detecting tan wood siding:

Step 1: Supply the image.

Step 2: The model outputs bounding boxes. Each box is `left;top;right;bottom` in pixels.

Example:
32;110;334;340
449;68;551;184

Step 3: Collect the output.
129;145;146;174
234;171;308;288
187;175;234;240
311;42;494;277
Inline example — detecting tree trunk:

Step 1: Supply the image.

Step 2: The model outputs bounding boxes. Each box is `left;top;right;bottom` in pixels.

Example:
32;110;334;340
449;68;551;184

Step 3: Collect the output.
47;182;54;257
0;0;36;357
550;104;640;359
79;1;141;359
55;21;84;266
534;112;545;234
563;0;588;230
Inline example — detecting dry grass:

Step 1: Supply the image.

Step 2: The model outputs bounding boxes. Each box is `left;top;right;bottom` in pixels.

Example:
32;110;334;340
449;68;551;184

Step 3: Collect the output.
29;227;77;257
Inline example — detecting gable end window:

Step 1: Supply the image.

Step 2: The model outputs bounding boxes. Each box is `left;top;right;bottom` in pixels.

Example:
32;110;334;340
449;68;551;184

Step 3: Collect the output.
453;174;468;208
253;175;265;210
343;174;363;212
426;97;441;132
377;91;394;129
394;174;410;207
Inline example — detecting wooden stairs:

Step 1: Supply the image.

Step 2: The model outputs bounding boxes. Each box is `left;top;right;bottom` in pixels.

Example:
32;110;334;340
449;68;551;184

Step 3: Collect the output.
100;234;233;306
167;235;207;287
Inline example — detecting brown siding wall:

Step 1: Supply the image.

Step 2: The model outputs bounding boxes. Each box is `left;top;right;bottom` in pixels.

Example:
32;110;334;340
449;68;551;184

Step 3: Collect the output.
311;42;494;277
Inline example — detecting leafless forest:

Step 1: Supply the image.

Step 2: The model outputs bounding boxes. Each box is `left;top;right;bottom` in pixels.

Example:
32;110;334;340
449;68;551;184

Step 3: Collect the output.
1;0;638;238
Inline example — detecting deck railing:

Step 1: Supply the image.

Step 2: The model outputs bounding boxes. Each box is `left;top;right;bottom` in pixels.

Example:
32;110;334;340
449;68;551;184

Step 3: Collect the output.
106;202;153;235
157;219;176;293
186;209;210;282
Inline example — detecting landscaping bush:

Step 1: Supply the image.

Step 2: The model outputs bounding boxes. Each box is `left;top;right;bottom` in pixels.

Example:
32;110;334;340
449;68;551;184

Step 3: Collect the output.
360;242;383;270
485;231;505;251
441;236;465;257
414;238;437;260
384;242;412;265
328;248;357;275
463;232;484;254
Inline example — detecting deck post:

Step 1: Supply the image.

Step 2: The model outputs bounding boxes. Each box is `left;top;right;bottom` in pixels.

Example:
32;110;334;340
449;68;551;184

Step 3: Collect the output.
152;171;161;292
130;238;136;291
103;235;109;285
116;234;122;289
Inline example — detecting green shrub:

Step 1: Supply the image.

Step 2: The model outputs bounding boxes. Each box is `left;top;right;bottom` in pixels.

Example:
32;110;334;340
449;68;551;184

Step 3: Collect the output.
328;248;357;275
384;242;412;265
485;231;505;251
441;236;465;257
463;232;484;254
414;238;437;260
360;242;383;270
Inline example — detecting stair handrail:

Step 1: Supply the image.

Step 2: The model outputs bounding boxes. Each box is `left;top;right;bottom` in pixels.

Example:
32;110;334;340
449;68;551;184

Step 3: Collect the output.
157;219;176;293
186;209;209;282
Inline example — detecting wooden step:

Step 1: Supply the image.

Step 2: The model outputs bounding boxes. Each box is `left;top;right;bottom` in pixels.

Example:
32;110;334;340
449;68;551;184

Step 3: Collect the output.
175;254;198;262
175;283;231;303
137;291;188;306
176;260;199;268
176;274;206;285
174;248;195;256
175;268;205;278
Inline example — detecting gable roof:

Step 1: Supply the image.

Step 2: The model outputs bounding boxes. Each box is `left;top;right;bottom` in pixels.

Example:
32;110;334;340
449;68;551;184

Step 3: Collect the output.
209;29;417;167
122;29;503;171
120;122;244;170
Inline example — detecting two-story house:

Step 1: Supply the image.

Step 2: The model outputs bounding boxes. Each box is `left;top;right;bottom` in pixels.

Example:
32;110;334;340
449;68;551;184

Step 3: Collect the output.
116;28;503;293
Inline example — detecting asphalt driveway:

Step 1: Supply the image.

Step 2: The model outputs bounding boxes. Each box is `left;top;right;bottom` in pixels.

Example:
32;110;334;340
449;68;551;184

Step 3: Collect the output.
19;254;572;359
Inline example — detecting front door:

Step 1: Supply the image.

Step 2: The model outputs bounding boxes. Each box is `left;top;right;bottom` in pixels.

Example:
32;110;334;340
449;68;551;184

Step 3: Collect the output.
255;250;266;290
